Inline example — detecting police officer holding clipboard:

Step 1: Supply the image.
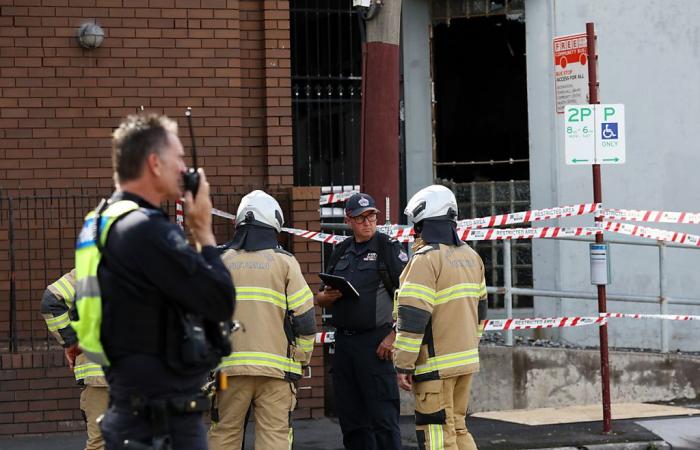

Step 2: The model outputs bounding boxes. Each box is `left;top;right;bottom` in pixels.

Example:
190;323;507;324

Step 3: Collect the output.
315;193;407;450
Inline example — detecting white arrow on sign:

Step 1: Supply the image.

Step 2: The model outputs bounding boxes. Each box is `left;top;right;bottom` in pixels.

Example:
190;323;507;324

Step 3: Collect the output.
564;105;596;165
564;104;626;165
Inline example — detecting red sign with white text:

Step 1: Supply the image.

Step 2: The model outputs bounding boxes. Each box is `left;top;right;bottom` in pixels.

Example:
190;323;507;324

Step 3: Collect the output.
554;33;589;113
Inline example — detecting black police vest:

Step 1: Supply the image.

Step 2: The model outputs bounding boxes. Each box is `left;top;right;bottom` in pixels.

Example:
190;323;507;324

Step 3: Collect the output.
326;235;397;330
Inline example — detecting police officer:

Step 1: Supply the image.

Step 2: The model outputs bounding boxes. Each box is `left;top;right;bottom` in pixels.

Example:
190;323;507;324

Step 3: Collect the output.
41;269;108;450
209;190;317;450
71;114;235;450
394;185;487;450
315;193;406;450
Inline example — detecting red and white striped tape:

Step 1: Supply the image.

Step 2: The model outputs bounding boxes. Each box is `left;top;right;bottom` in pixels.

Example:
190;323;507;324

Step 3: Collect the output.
281;225;604;244
176;199;184;230
314;316;607;343
600;221;700;247
456;226;602;241
212;207;236;221
598;208;700;224
457;203;600;229
483;316;607;331
602;312;700;321
319;191;358;206
282;227;349;245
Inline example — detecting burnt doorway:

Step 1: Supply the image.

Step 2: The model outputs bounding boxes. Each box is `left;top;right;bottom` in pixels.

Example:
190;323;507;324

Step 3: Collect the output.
432;14;529;182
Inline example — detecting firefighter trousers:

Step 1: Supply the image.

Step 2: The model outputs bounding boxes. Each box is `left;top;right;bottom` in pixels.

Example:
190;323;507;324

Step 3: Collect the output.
208;375;296;450
413;374;477;450
80;385;109;450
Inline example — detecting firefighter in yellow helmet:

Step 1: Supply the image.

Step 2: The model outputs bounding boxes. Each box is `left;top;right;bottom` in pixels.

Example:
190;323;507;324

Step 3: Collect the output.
209;190;317;450
394;185;488;450
40;269;108;450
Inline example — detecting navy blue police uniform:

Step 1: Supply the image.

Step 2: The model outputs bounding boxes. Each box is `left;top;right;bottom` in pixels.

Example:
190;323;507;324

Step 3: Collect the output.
325;193;407;450
95;192;235;450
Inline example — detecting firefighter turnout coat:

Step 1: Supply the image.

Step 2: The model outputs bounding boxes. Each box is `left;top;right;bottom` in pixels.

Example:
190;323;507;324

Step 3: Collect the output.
394;242;487;381
219;248;317;380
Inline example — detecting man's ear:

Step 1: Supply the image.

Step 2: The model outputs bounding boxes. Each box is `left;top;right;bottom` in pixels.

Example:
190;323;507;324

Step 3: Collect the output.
146;152;161;177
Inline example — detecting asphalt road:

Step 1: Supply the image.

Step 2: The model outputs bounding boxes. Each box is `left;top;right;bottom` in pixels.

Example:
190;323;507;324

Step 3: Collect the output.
1;414;690;450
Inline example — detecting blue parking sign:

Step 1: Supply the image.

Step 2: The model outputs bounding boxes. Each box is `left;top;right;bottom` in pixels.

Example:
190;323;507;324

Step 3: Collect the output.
601;122;618;140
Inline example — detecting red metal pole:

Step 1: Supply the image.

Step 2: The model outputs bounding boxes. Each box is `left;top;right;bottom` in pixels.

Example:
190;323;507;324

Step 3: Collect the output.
586;22;612;434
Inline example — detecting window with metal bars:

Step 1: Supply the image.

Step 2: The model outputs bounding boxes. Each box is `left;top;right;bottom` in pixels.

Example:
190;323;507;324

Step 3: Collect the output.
290;0;363;187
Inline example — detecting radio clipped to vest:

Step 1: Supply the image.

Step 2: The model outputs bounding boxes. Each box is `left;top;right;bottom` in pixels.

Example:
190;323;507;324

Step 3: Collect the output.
166;303;233;376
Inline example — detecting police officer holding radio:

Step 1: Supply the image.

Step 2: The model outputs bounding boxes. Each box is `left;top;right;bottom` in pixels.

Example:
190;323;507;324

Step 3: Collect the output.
71;114;235;450
315;193;407;450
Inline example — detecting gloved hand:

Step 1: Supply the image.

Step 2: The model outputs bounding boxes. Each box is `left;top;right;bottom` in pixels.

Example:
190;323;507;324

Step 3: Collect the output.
64;343;81;369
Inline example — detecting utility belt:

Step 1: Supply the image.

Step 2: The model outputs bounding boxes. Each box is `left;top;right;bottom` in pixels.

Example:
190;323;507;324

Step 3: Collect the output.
110;392;210;417
111;393;210;450
336;323;392;336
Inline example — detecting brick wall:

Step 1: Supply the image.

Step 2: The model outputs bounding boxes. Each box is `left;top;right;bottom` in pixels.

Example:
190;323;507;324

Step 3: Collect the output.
288;186;324;419
0;185;327;435
0;351;83;435
0;0;293;195
0;0;328;436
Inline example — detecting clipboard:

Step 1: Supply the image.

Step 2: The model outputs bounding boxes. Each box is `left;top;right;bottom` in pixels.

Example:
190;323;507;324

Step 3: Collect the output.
319;273;360;300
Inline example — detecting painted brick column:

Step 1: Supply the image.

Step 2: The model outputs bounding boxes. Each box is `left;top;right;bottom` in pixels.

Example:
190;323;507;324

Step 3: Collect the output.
287;186;324;418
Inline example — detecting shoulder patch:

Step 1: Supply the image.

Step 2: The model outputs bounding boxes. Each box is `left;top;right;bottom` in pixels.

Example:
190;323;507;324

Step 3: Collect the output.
273;247;293;257
416;244;439;255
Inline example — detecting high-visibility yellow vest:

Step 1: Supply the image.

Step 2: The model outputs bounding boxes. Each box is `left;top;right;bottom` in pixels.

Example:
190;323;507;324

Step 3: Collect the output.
72;199;140;367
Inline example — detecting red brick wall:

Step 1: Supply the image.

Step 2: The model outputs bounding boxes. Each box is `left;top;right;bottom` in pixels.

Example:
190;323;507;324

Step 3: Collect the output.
0;0;293;194
0;351;83;435
0;0;327;436
288;186;324;419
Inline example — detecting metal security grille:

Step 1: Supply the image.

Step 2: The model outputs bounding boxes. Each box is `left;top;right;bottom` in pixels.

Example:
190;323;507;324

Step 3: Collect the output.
438;179;533;308
0;189;281;352
431;0;525;21
291;0;362;187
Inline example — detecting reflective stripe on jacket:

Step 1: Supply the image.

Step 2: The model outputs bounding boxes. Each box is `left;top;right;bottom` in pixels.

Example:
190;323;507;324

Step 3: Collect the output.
72;199;140;367
394;243;486;381
219;248;317;380
41;270;107;385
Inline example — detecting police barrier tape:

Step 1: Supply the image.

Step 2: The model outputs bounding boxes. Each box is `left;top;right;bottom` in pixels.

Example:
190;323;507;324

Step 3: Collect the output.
372;203;602;237
313;313;700;344
601;312;700;321
597;208;700;224
600;221;700;247
319;191;358;206
279;224;604;244
314;316;608;344
176;199;184;230
457;203;601;228
209;203;700;246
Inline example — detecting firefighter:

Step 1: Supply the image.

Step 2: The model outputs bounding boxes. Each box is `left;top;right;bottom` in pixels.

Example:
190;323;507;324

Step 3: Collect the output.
41;269;108;450
394;185;488;450
208;190;317;450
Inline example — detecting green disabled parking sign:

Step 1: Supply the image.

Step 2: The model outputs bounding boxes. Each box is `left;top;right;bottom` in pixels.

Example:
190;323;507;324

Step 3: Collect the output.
565;104;625;165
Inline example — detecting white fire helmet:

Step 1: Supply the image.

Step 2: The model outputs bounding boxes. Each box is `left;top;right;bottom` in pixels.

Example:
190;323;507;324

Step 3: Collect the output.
235;190;284;232
404;185;458;224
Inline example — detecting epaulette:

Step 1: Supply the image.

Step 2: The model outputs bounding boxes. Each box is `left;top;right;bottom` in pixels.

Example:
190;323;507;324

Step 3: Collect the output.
415;244;439;255
273;247;293;257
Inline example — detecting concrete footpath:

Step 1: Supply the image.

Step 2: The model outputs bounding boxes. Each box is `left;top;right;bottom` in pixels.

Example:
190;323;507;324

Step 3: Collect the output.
0;414;689;450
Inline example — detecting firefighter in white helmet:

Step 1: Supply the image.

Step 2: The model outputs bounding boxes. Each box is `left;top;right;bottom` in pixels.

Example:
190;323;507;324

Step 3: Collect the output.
208;190;317;450
394;185;487;450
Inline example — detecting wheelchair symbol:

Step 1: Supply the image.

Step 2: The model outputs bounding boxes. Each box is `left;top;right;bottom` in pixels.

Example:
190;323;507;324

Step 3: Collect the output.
601;123;618;140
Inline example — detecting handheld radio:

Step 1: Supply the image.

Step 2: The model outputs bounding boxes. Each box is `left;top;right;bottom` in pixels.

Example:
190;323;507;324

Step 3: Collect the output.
183;107;200;197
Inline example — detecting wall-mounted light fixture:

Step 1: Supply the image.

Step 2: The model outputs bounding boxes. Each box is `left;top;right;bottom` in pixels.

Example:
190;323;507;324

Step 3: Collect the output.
77;23;105;49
